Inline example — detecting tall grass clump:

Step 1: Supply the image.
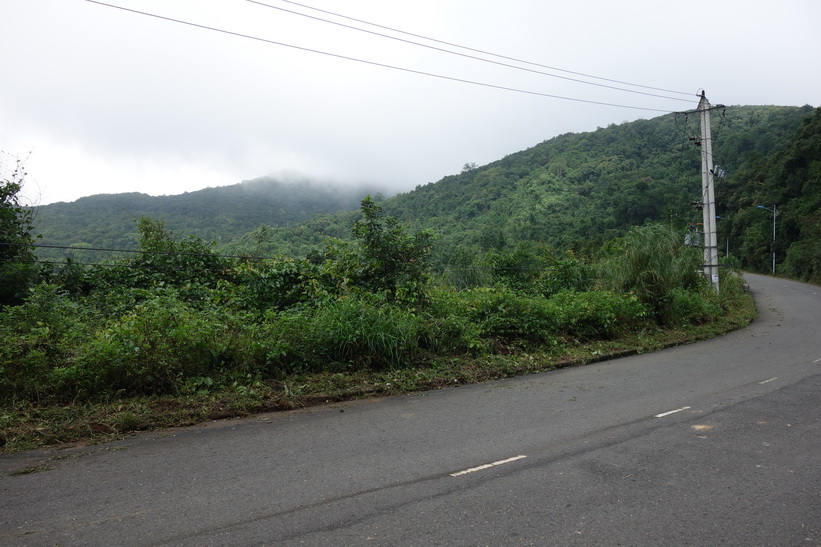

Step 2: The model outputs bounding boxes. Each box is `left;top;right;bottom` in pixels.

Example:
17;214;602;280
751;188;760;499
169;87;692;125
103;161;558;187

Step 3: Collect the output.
264;296;424;373
599;224;707;325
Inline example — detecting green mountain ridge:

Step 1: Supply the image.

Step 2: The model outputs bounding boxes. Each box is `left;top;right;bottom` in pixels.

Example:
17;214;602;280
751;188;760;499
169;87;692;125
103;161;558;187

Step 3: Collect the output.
383;105;814;254
241;103;819;281
31;104;820;281
32;175;386;260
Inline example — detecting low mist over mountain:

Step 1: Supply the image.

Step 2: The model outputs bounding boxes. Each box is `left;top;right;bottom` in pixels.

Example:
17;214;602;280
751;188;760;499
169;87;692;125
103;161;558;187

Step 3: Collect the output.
31;104;820;282
247;105;818;275
32;174;386;258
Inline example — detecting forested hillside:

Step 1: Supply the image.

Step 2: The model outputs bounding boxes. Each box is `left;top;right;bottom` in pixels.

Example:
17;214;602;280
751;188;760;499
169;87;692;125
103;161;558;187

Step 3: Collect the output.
31;175;383;261
381;105;815;263
718;106;821;281
228;104;819;281
30;104;820;282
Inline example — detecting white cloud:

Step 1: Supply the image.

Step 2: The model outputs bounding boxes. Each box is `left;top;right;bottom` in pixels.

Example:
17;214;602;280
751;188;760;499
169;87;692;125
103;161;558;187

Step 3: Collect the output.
2;0;819;204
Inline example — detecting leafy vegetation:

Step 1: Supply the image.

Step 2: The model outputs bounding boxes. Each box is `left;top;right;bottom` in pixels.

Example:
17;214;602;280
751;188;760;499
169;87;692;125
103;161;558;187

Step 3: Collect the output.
381;105;819;282
31;175;383;262
718;106;821;283
2;194;754;452
29;105;819;283
1;153;39;306
4;102;818;453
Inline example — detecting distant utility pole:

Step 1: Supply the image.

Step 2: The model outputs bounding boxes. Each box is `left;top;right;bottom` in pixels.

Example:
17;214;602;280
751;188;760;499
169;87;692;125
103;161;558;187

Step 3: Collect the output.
685;91;724;294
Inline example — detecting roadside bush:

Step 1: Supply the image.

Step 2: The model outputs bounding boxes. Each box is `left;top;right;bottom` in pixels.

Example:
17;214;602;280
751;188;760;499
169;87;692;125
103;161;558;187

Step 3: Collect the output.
229;257;324;313
458;287;560;346
436;246;492;290
56;289;237;398
487;245;548;294
322;197;434;305
425;287;648;348
0;284;87;402
419;288;485;354
486;246;595;298
262;296;424;373
538;250;595;297
85;217;233;305
667;287;721;326
551;290;648;339
599;224;704;325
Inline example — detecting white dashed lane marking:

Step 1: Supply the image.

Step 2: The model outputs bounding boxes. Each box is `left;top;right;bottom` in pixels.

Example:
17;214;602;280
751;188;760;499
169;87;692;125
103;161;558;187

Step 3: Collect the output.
654;406;690;418
450;455;527;477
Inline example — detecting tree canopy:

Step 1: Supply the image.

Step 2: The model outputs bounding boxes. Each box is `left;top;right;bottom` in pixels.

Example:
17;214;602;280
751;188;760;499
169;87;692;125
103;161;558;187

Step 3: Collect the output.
0;154;38;305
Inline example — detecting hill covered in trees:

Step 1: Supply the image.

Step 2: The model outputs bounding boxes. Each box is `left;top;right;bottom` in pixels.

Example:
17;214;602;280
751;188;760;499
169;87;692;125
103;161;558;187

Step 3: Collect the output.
381;105;816;261
31;175;384;261
30;104;820;282
218;104;820;282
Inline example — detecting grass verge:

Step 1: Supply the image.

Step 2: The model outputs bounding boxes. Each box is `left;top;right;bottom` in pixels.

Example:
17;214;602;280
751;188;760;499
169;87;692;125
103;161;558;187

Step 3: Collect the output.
0;289;756;456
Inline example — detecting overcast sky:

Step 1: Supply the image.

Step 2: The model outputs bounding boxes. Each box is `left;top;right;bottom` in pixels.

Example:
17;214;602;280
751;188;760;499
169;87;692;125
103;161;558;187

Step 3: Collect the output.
2;0;819;205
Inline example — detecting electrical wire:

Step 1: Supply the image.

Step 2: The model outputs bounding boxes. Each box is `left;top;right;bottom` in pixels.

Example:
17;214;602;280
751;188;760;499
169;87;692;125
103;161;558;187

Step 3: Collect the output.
2;257;178;270
245;0;693;103
1;242;610;274
273;0;694;97
81;0;679;113
1;241;264;261
2;250;567;275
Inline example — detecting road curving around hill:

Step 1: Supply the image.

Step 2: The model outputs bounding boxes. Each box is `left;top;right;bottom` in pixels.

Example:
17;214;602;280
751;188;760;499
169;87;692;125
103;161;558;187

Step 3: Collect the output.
1;273;819;545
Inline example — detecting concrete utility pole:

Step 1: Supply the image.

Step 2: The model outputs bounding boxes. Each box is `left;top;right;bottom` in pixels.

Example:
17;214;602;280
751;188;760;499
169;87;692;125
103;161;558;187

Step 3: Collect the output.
697;91;720;293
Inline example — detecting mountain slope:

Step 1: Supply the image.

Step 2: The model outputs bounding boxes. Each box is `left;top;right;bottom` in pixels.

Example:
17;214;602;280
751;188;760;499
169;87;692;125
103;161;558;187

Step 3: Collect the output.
382;105;815;259
32;175;383;260
30;105;817;279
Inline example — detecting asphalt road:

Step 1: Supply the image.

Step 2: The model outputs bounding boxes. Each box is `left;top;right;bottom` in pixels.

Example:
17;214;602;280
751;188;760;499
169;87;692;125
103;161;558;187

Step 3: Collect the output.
2;273;819;546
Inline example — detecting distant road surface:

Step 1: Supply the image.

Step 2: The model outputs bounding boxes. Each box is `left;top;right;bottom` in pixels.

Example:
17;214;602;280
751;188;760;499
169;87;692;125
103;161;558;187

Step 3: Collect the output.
2;273;819;546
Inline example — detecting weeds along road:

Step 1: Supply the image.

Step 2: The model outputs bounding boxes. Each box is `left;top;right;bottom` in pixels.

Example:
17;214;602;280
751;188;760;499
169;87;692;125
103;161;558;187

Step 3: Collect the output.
1;273;820;546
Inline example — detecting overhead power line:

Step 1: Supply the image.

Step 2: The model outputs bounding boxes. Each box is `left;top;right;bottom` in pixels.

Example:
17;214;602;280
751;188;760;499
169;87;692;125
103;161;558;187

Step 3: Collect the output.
82;0;680;113
273;0;694;98
245;0;693;103
3;243;569;274
1;241;253;261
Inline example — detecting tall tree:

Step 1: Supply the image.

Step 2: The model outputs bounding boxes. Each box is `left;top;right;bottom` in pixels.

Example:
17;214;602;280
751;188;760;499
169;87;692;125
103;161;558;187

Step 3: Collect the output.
0;154;38;305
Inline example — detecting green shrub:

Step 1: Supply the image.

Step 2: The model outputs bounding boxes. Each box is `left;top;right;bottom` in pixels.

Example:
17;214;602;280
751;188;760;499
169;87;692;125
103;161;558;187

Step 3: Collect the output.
1;155;40;306
458;287;560;345
551;290;648;339
59;289;236;397
782;237;821;284
436;246;492;290
0;284;87;402
322;197;434;305
599;224;705;325
423;288;489;354
487;245;548;294
667;288;721;326
538;250;595;297
261;296;424;373
229;257;323;313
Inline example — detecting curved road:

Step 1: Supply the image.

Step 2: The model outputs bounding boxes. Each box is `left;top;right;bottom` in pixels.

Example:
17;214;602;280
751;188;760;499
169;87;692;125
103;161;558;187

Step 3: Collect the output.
2;273;819;545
